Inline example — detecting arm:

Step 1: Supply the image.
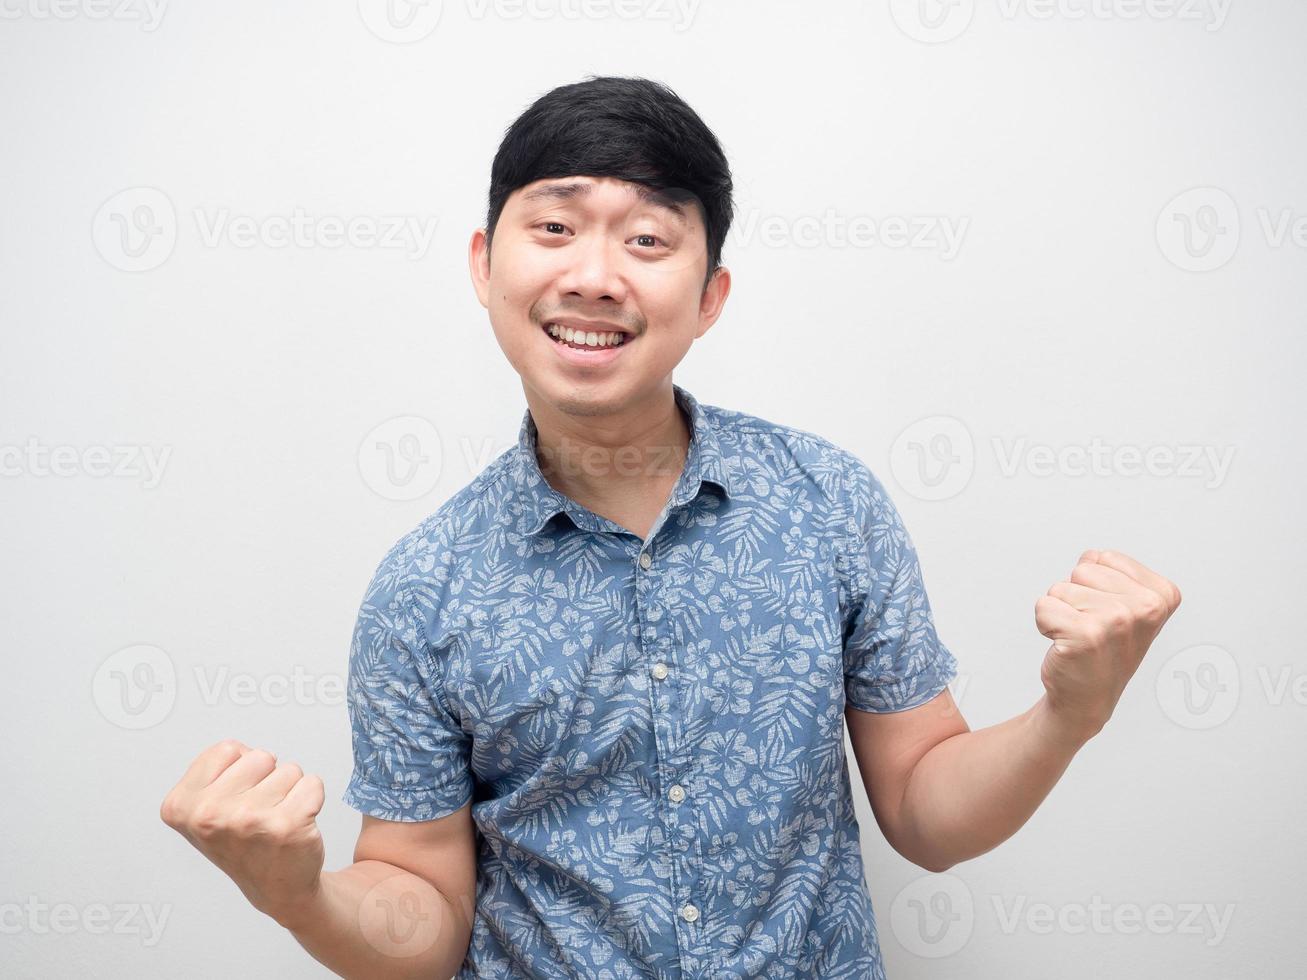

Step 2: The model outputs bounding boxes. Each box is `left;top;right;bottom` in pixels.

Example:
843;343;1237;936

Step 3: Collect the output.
161;740;476;980
847;689;1088;872
282;806;476;980
846;549;1181;873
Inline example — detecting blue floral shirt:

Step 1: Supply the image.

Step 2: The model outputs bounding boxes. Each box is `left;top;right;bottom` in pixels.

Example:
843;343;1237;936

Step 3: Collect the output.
342;383;958;979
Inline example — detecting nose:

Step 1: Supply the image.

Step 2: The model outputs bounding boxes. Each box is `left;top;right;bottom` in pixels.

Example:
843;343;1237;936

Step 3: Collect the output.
555;232;628;304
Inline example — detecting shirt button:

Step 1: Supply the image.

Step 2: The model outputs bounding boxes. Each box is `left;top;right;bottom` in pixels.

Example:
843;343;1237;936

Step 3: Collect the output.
680;902;700;923
639;552;652;570
651;662;669;680
668;784;686;804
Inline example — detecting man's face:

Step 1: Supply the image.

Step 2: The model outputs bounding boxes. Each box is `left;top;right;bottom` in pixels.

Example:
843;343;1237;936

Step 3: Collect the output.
470;175;730;417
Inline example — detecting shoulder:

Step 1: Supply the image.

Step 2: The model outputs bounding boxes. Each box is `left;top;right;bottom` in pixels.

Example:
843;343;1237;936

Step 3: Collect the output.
698;398;887;518
367;446;521;590
700;401;860;503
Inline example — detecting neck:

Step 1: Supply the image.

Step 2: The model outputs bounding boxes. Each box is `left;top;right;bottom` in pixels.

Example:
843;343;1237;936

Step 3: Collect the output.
526;383;691;505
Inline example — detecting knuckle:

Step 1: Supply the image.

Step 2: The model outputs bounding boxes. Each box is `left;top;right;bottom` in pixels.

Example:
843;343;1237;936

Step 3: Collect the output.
1140;593;1167;620
159;794;180;827
1083;622;1108;647
191;803;224;838
259;815;290;840
229;807;262;836
210;739;243;761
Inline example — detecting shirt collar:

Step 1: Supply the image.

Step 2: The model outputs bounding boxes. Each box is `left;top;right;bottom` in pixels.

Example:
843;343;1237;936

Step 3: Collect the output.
512;383;737;537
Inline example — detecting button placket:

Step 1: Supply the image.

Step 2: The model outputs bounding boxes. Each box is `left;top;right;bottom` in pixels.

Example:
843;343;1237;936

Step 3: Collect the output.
629;538;700;951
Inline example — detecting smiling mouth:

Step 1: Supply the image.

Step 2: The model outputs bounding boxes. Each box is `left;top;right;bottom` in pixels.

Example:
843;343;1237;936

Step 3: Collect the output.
541;321;633;351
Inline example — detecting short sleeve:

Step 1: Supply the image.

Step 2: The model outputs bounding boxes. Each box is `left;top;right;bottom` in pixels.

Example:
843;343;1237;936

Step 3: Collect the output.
341;539;473;822
839;453;958;713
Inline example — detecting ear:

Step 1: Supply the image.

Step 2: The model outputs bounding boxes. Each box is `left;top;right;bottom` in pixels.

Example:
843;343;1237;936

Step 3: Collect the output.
469;228;491;309
694;265;732;340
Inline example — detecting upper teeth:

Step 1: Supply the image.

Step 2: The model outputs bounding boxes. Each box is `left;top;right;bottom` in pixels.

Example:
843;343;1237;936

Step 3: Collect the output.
547;323;626;347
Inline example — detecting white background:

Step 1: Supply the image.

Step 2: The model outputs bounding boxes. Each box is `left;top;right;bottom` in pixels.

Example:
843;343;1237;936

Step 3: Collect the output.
2;0;1303;977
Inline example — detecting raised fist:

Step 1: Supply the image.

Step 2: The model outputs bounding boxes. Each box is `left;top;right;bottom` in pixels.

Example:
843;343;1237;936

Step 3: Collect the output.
160;739;326;927
1035;549;1182;739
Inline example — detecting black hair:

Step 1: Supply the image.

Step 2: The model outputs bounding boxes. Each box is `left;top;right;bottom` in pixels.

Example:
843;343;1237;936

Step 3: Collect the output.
485;75;734;291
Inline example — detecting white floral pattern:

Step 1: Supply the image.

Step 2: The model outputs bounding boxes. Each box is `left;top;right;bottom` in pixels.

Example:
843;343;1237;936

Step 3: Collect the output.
343;384;958;978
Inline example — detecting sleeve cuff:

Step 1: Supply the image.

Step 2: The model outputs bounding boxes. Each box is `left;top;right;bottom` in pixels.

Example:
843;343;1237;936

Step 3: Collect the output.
341;770;473;822
845;645;959;714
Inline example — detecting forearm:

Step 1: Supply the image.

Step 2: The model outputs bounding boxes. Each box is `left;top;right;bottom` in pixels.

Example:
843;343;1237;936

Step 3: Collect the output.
894;695;1094;872
277;860;471;980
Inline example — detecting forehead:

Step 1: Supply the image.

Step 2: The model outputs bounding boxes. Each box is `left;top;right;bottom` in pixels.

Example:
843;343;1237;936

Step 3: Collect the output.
511;176;695;225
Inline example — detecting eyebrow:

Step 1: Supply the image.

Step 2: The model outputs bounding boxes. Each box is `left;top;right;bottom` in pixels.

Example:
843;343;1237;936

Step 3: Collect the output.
520;181;690;224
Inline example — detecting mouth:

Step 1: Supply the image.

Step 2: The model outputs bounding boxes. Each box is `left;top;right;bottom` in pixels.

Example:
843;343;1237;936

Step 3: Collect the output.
540;320;635;366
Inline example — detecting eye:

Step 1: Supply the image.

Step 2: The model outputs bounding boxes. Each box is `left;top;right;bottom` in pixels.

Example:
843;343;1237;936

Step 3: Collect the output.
538;221;570;236
631;234;665;249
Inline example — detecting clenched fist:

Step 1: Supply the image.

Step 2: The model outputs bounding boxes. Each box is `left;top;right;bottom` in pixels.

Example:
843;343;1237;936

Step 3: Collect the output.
160;740;326;928
1035;549;1182;740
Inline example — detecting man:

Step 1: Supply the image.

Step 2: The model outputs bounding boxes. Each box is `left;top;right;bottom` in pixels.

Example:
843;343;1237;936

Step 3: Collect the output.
160;76;1181;978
